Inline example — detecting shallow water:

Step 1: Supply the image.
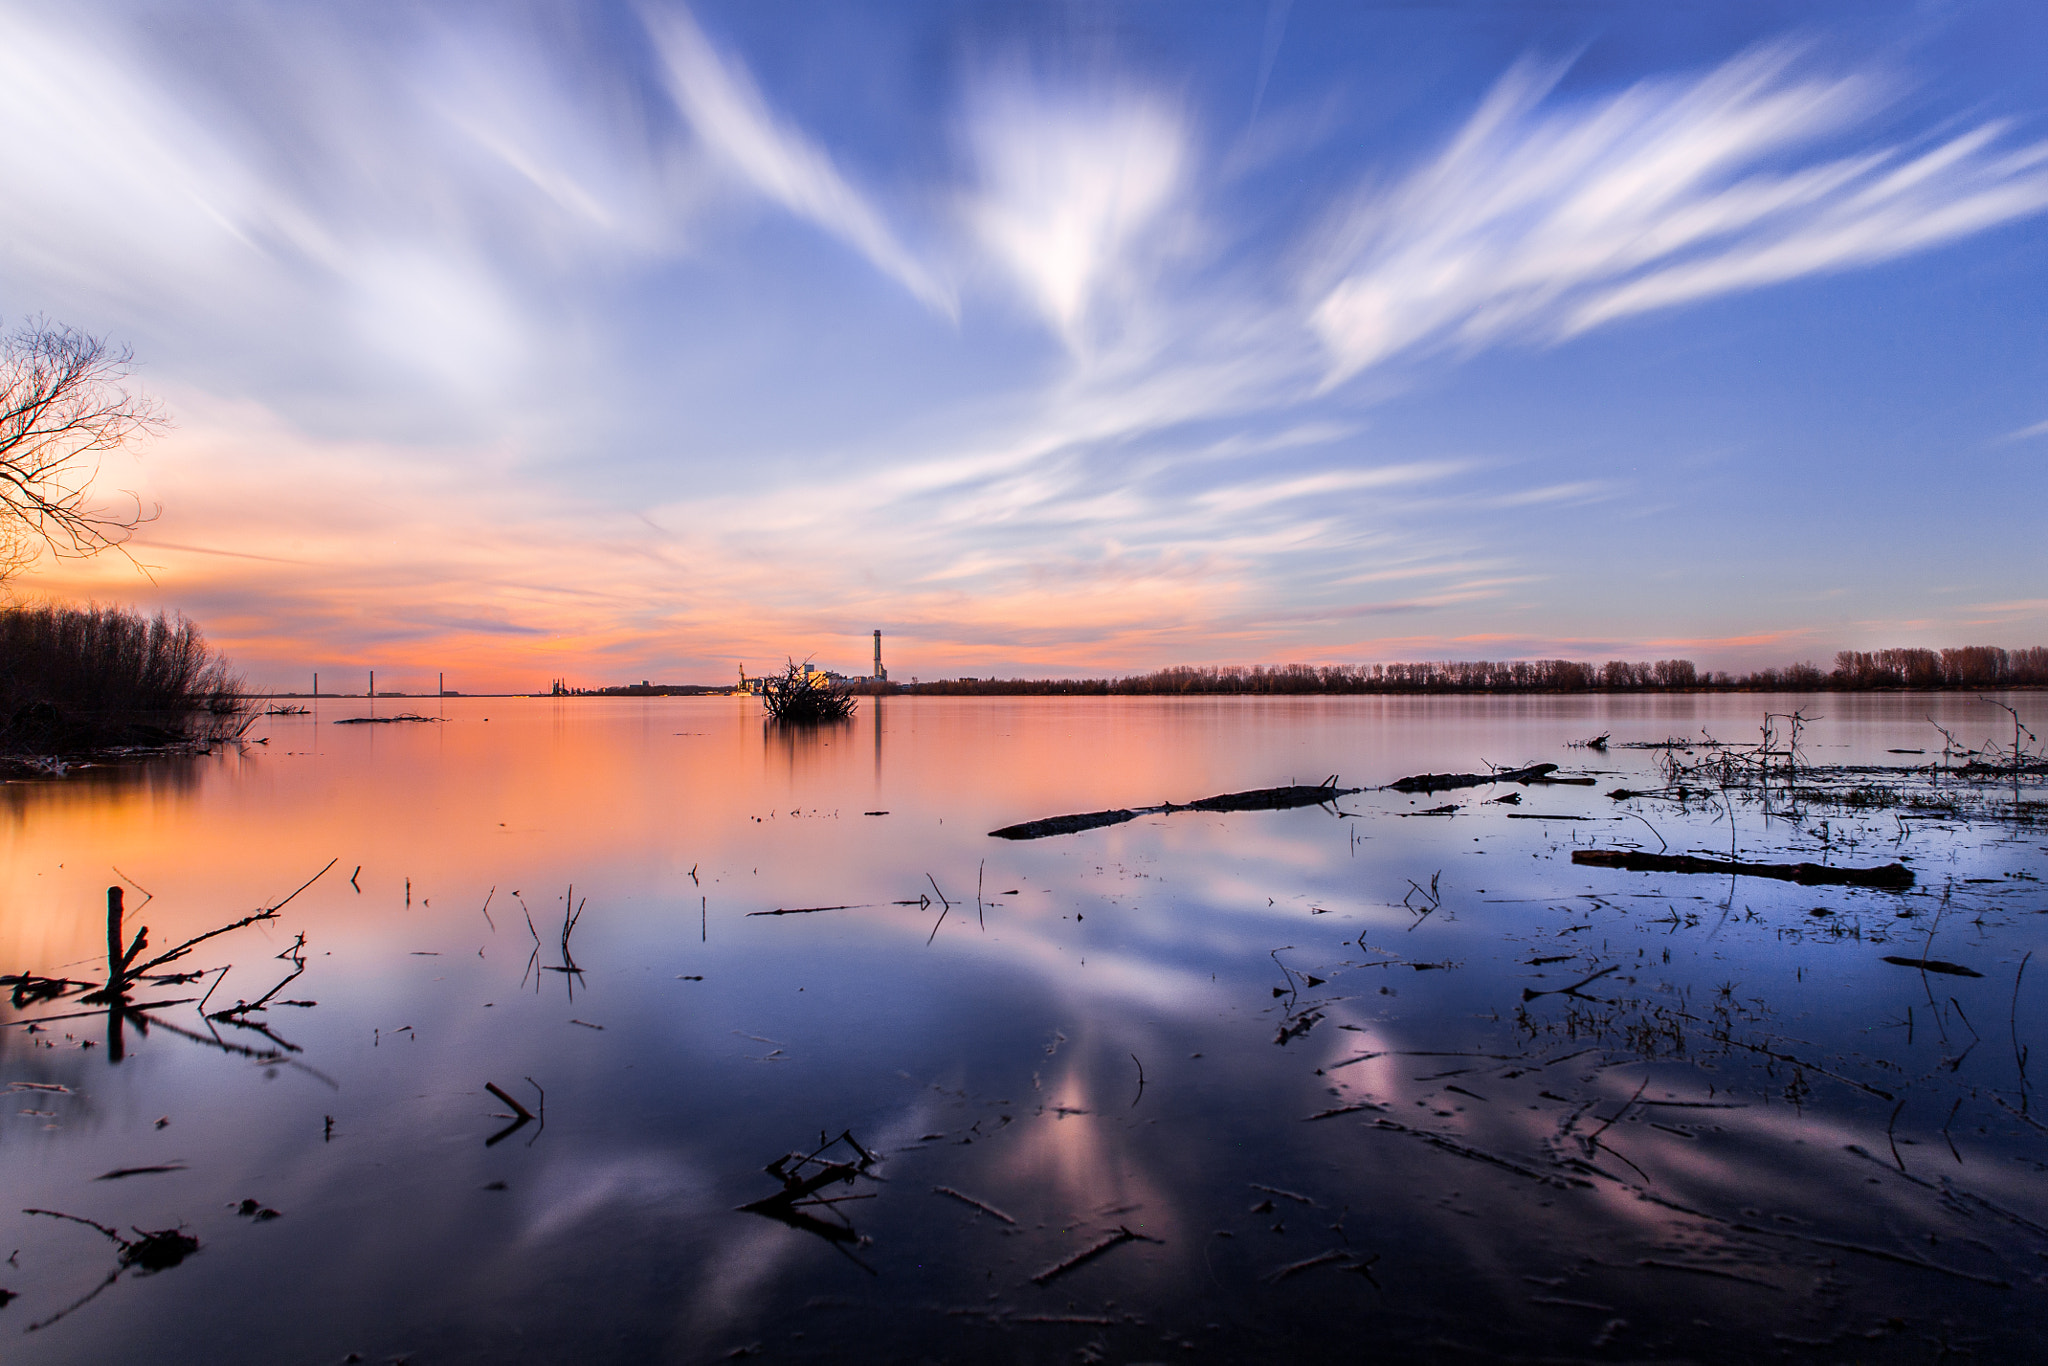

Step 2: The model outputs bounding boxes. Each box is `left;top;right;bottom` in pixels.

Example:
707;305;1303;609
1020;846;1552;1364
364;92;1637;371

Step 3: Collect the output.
3;693;2046;1363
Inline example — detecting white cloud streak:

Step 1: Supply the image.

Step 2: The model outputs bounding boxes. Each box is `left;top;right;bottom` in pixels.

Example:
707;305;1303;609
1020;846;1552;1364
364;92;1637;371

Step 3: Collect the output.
1311;44;2048;381
644;6;954;314
965;82;1187;348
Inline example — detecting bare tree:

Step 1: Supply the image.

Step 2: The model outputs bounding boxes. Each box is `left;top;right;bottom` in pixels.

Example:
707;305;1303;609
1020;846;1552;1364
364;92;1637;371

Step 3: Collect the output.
0;319;166;573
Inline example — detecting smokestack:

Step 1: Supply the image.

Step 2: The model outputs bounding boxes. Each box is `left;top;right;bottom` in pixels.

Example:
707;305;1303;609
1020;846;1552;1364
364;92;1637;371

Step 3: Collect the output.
873;629;885;682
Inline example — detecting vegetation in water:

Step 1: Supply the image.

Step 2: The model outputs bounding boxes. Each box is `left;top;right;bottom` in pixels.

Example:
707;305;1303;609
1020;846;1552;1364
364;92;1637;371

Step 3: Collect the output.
759;656;857;723
0;602;247;758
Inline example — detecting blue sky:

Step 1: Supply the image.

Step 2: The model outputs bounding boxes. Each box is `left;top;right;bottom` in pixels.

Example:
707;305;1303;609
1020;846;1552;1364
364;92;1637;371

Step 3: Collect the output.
4;0;2046;689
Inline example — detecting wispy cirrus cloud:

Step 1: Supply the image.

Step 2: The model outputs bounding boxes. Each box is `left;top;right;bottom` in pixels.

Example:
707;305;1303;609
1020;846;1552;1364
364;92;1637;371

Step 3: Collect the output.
1310;43;2048;382
644;6;954;314
964;80;1188;348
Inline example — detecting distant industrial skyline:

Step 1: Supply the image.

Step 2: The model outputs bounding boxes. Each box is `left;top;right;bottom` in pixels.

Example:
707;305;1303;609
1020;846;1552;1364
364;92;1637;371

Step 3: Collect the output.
7;1;2047;690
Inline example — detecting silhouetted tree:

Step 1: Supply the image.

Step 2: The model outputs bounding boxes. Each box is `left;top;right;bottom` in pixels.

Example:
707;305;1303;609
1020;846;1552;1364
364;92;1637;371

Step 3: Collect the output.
0;319;165;575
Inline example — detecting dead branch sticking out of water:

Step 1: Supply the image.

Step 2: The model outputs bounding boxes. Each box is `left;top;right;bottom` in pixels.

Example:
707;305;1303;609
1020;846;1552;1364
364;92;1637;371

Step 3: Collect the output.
6;863;334;1063
523;885;587;997
990;777;1358;840
483;1079;545;1147
760;658;857;723
1571;849;1914;888
19;1208;201;1331
739;1130;879;1268
331;713;441;725
205;932;310;1024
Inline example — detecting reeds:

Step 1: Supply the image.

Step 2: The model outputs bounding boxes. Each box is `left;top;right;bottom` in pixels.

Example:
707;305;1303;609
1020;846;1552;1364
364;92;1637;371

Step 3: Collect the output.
0;602;246;754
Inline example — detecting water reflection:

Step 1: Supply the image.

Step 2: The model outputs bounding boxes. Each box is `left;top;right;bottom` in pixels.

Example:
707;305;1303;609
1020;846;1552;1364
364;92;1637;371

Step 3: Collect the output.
0;748;208;823
0;694;2043;1361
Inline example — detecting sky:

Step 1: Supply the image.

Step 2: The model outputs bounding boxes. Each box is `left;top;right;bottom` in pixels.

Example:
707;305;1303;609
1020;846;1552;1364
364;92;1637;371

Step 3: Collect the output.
3;0;2046;692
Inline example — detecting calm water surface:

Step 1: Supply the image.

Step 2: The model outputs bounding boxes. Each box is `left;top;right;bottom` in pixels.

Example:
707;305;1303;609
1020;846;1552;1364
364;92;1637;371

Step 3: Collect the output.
4;694;2046;1363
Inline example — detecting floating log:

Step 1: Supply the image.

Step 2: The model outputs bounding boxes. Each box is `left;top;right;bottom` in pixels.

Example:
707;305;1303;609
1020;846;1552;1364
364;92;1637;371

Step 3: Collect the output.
1572;849;1914;888
990;779;1360;841
989;809;1138;840
1178;782;1362;812
1386;763;1558;794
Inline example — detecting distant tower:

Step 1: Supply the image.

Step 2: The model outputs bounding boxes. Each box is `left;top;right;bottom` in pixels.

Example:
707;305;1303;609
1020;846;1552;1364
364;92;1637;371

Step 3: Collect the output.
873;629;886;682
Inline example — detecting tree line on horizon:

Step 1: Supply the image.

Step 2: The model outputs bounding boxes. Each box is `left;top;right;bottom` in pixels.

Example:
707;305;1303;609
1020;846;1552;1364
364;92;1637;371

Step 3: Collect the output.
867;646;2048;696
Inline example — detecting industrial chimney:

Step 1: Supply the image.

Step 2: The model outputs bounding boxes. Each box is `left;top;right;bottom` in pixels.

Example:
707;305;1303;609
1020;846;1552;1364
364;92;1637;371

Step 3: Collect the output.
873;629;886;682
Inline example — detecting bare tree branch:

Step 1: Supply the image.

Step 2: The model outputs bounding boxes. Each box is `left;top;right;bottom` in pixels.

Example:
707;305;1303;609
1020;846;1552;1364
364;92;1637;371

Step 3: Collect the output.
0;318;167;570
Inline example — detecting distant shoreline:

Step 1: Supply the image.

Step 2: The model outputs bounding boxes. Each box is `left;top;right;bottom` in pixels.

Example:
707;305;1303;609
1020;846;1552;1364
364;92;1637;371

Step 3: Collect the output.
253;646;2048;700
249;684;2048;700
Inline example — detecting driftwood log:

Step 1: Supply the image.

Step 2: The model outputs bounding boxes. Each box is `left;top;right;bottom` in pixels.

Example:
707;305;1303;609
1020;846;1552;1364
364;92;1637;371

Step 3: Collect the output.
1387;762;1562;794
1572;849;1914;888
991;779;1360;841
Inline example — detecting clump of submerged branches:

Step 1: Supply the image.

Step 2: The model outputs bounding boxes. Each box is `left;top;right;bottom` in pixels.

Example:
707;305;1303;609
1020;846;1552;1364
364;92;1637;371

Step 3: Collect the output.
1617;705;2048;827
1;602;247;758
760;658;856;724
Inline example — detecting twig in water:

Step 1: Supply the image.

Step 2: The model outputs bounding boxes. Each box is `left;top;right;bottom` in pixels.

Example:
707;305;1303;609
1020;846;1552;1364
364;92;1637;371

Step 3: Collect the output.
479;887;496;932
485;1081;533;1120
20;1209;201;1332
110;866;153;906
1587;1074;1651;1144
207;933;310;1022
1262;1248;1350;1283
738;1130;880;1268
933;1186;1016;1224
1522;963;1619;1002
1030;1225;1155;1285
112;859;337;990
1623;812;1669;854
483;1080;538;1148
2013;950;2034;1116
1941;1097;1965;1165
1130;1052;1146;1109
925;874;951;945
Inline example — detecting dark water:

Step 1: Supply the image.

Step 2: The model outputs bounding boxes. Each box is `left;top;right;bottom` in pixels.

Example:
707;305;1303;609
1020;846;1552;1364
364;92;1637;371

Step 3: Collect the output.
3;693;2046;1363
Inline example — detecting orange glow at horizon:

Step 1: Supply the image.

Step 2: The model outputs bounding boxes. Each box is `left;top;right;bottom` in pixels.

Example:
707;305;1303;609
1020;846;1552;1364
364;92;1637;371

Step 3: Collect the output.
10;391;2029;690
